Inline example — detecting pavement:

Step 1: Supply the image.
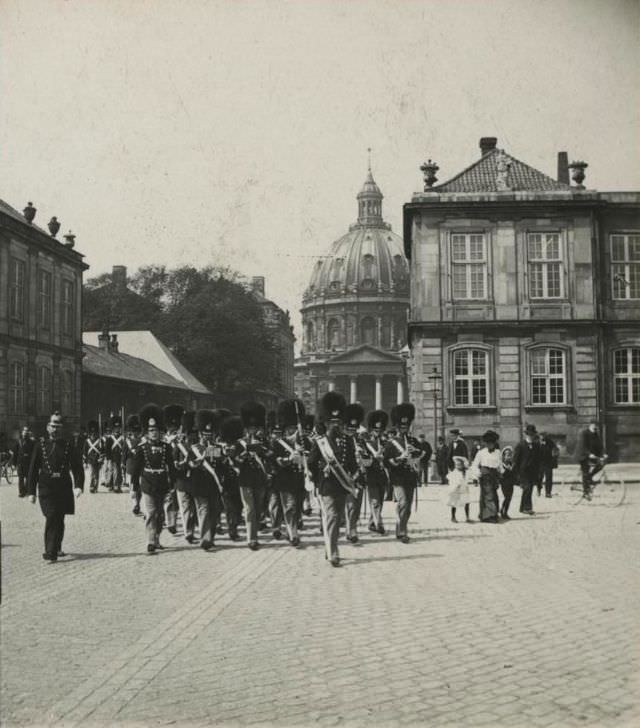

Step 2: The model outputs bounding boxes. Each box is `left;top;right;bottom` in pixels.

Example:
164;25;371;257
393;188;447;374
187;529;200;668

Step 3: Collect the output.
1;471;639;728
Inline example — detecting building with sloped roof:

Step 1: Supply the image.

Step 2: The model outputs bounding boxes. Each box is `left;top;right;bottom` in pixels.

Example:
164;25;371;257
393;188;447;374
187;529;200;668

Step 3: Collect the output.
295;166;410;414
1;197;88;436
81;331;214;424
404;137;640;460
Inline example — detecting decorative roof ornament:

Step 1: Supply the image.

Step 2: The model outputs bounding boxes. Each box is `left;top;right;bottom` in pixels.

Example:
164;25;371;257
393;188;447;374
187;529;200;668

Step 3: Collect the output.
495;149;512;191
23;201;36;223
63;230;76;248
420;159;439;190
568;160;588;189
48;216;61;237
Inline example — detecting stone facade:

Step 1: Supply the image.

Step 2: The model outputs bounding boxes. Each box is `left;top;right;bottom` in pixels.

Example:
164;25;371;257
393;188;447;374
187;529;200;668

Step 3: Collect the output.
295;168;409;414
0;199;88;436
404;138;640;460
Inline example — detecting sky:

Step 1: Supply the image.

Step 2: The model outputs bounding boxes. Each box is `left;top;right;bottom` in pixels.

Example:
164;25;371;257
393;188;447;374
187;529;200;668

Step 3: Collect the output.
2;0;639;348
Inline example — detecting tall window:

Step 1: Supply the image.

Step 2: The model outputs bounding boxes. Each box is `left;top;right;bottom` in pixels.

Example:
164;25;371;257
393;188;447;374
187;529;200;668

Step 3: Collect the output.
306;321;315;351
611;233;640;299
62;280;74;336
9;362;25;414
528;232;563;298
327;318;340;349
613;348;640;404
37;366;52;415
453;349;489;406
451;233;487;299
530;348;567;405
38;270;52;329
61;370;74;414
360;317;376;345
9;259;25;321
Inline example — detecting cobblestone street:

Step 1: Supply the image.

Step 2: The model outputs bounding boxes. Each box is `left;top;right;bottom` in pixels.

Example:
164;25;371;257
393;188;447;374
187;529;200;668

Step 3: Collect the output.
1;472;639;728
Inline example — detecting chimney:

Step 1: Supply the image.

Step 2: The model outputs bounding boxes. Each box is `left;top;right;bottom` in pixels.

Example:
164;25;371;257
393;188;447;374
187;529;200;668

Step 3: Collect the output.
112;265;127;289
557;151;570;184
98;330;110;350
110;334;119;353
479;137;498;157
251;276;265;296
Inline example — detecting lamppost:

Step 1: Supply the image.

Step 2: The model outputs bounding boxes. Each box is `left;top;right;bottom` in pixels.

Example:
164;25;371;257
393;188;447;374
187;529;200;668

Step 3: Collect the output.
427;366;442;455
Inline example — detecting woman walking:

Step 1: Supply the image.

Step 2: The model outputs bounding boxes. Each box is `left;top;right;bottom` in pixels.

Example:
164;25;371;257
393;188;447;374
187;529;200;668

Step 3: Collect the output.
469;430;501;523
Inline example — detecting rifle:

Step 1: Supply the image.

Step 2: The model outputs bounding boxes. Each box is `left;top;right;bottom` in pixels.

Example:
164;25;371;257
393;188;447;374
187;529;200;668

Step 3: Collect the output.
293;400;314;493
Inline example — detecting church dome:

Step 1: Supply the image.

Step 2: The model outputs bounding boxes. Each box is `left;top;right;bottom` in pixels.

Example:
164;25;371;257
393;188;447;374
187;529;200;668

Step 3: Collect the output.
303;168;409;303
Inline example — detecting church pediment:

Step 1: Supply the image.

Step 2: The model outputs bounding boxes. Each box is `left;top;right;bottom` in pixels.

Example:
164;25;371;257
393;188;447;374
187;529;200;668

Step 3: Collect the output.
327;344;403;364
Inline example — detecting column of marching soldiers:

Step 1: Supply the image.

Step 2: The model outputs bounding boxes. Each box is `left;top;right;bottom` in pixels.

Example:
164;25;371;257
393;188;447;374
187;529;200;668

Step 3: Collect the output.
77;392;422;566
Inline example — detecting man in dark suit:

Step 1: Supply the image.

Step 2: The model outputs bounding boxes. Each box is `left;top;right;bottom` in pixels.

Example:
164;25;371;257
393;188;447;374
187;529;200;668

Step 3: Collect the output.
512;424;542;515
447;429;469;470
12;425;35;498
574;422;605;500
537;432;559;498
27;413;84;562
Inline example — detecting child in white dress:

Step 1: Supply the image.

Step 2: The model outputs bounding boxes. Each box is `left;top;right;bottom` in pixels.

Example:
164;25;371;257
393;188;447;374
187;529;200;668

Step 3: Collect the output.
447;456;473;522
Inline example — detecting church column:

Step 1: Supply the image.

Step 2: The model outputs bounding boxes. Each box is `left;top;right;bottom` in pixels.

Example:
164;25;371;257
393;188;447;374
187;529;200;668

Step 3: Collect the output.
375;375;382;410
350;376;358;403
396;376;404;404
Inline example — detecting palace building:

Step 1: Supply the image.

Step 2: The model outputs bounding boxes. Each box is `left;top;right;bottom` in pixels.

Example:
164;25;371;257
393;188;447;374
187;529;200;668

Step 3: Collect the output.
295;167;410;414
404;137;640;460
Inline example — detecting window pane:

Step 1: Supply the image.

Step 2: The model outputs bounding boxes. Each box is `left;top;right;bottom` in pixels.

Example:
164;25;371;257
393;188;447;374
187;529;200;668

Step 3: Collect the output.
614;349;628;374
545;234;560;258
472;379;487;405
530;263;543;297
614;378;628;403
630;264;640;298
452;264;467;298
632;348;640;374
469;238;484;261
469;265;485;297
454;351;468;375
532;377;546;404
531;350;546;374
629;236;640;260
547;262;561;297
451;237;466;261
454;379;469;405
549;377;564;403
528;234;542;259
549;349;564;374
632;378;640;403
611;235;625;261
472;350;486;375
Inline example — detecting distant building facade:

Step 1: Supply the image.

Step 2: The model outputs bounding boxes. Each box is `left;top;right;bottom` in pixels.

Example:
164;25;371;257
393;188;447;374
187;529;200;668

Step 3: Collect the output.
295;168;410;414
404;137;640;460
82;330;214;420
0;199;88;435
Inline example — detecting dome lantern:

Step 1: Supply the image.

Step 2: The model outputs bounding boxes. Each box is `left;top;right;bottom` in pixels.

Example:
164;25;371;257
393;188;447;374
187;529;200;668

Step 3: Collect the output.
357;151;384;226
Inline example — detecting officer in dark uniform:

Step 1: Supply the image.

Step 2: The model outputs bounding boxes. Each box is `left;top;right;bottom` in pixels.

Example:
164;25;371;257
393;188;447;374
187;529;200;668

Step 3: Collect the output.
132;404;176;554
217;409;242;541
267;416;285;539
344;403;366;544
83;420;105;494
163;404;184;535
12;425;35;498
123;414;143;515
27;412;84;562
364;409;389;535
384;403;422;543
307;391;358;567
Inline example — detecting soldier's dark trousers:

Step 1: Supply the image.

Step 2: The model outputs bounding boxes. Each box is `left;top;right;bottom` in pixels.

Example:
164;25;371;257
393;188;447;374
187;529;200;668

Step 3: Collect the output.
268;489;283;531
239;485;266;543
88;462;100;492
164;489;179;530
319;491;347;560
519;477;535;512
222;488;241;538
129;474;141;509
106;460;122;491
393;484;415;537
142;492;164;545
345;488;363;538
176;491;202;540
44;511;65;557
279;490;298;541
367;484;385;531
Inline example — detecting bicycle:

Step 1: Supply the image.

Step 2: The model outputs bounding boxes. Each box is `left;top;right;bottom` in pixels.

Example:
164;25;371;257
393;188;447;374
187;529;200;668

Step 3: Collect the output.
0;455;13;484
568;456;628;508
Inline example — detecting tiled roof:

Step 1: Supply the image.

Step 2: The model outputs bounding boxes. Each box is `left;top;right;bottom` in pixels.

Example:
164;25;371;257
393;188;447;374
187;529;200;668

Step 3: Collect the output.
83;344;189;389
83;331;211;395
434;148;571;193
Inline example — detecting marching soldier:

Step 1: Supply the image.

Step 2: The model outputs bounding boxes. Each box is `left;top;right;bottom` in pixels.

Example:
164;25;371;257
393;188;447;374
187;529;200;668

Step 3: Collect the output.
217;409;242;541
104;415;124;492
271;399;306;547
301;414;316;516
364;409;389;535
234;401;270;550
194;409;226;550
132;404;176;554
266;417;285;540
163;404;184;535
344;403;366;544
307;391;359;567
384;403;422;543
123;414;143;515
27;412;84;562
83;420;105;494
12;425;35;498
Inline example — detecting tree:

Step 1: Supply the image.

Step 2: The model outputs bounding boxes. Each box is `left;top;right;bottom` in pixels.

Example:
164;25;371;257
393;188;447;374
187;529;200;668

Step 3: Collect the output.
83;271;162;331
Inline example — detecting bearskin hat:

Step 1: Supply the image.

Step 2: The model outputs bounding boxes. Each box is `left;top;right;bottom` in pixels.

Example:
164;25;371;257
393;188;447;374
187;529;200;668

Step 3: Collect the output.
126;414;140;432
181;411;196;433
139;403;164;431
277;398;305;428
195;409;216;434
319;391;346;422
390;403;415;427
87;419;99;433
109;415;122;428
266;410;277;432
302;414;316;431
163;404;185;429
220;415;244;443
345;403;364;428
367;409;389;430
240;401;266;428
